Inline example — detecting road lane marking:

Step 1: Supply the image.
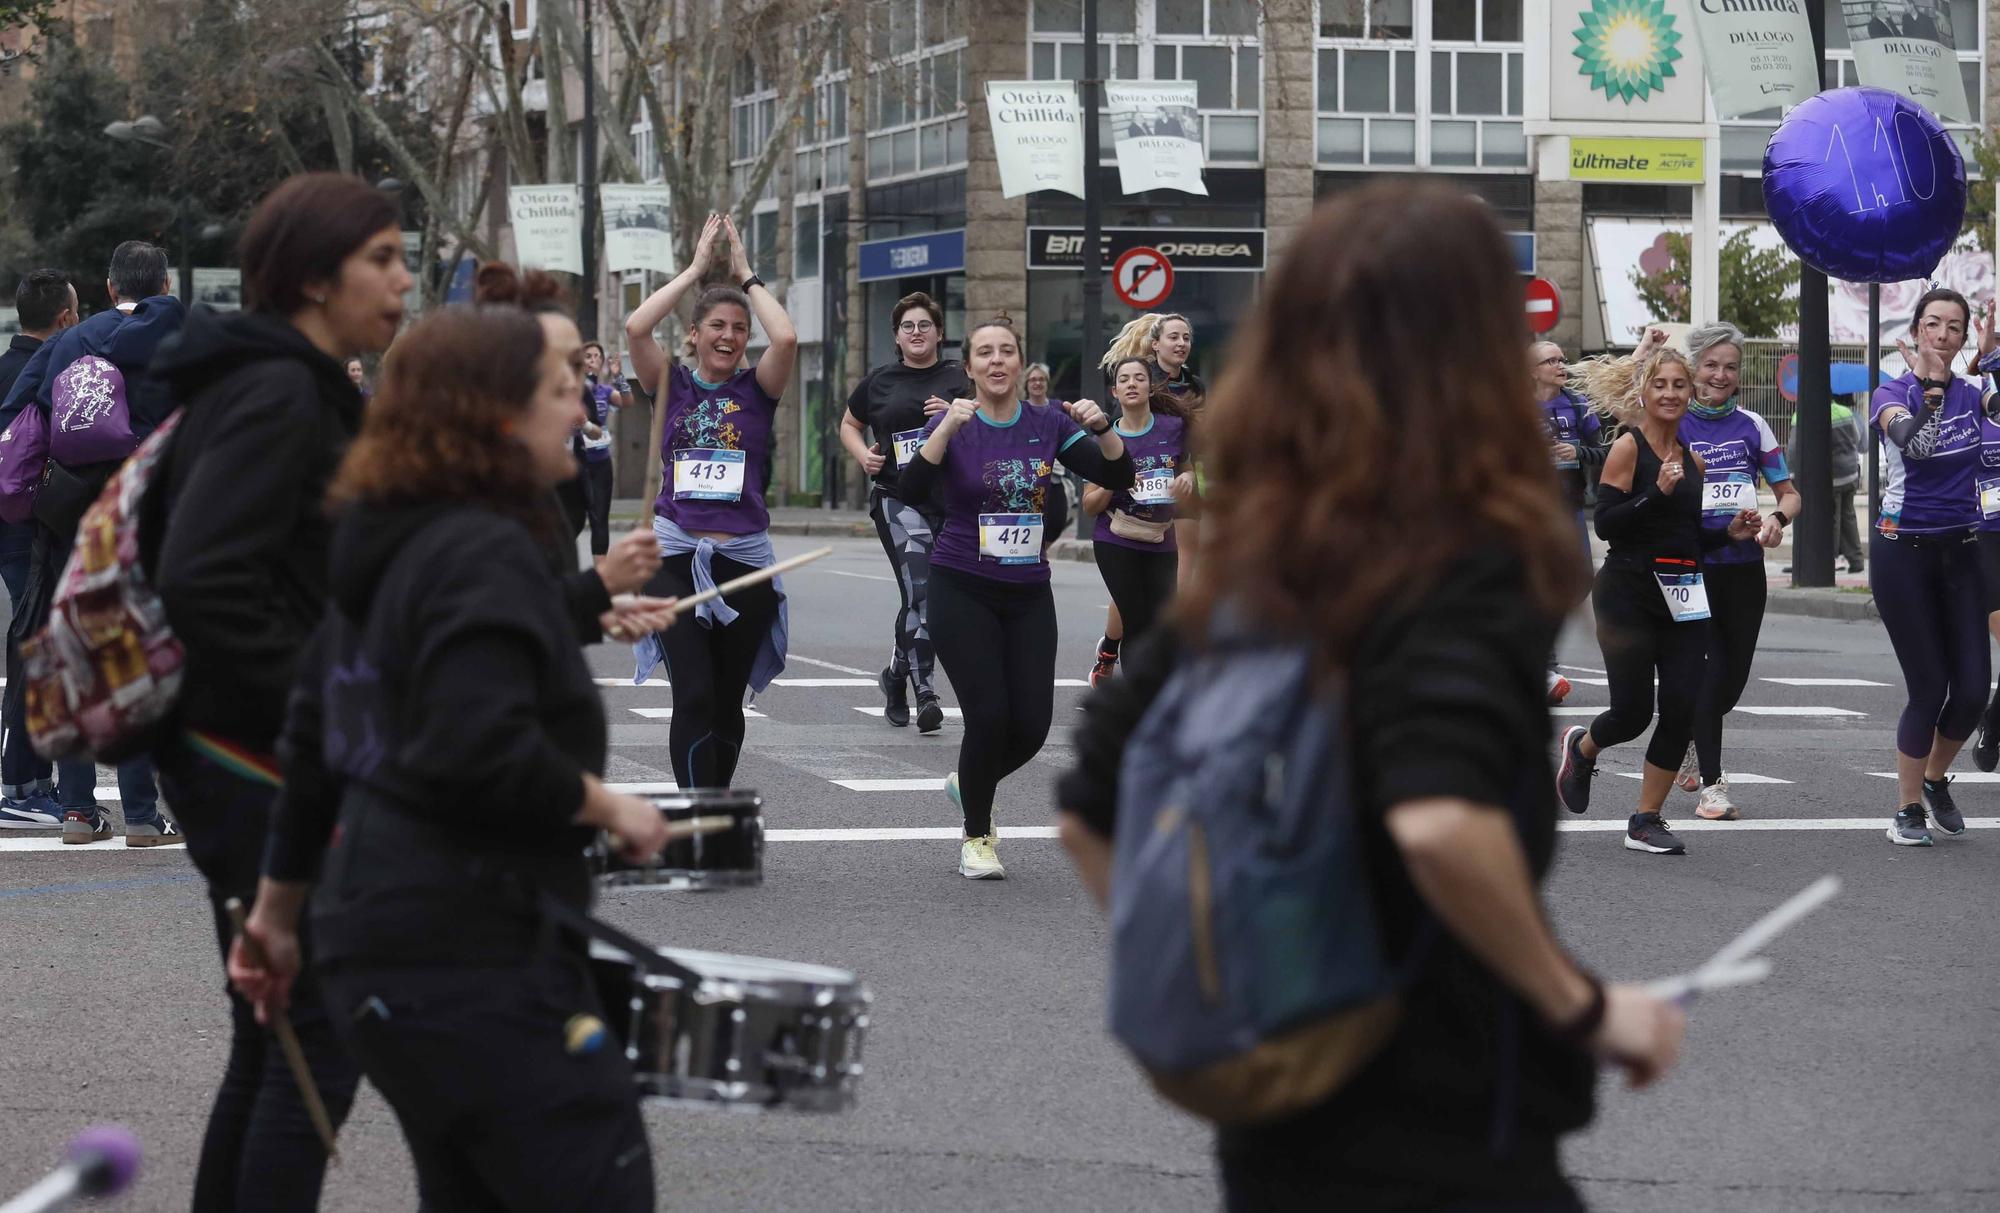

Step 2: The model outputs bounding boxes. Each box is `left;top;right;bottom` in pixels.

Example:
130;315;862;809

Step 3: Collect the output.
832;778;947;792
1762;678;1889;687
596;678;671;687
628;707;766;719
852;706;964;718
1553;706;1864;718
1867;772;2000;781
1614;773;1793;784
826;570;895;583
789;654;877;677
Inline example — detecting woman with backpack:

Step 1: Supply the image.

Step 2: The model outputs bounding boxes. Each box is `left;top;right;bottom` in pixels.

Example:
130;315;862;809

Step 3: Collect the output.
1057;182;1685;1211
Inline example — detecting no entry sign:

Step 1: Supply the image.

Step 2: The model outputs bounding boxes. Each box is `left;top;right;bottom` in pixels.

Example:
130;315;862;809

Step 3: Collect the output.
1525;277;1562;334
1112;246;1175;309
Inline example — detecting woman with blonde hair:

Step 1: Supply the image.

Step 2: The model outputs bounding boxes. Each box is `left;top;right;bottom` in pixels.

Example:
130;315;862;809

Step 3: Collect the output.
1058;180;1685;1209
1554;334;1762;855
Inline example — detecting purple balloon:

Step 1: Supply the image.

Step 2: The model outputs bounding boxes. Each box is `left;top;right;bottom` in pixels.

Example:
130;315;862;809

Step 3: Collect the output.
1763;86;1966;284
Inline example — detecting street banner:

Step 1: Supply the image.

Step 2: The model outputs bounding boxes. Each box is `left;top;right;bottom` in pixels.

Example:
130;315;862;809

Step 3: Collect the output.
1685;0;1820;118
1843;0;1970;121
601;184;675;275
984;81;1085;200
507;184;584;275
191;268;241;312
1105;82;1207;197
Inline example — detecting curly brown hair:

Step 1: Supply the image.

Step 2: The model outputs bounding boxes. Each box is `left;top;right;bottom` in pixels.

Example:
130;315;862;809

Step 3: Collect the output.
1178;180;1587;671
327;304;554;535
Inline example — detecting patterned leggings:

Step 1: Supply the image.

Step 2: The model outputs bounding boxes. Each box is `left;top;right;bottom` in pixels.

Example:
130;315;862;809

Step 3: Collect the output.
869;488;938;695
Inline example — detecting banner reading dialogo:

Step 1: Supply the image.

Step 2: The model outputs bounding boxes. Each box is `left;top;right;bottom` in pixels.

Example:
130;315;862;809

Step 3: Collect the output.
1842;0;1970;122
1105;82;1207;197
600;184;675;275
507;184;584;276
1684;0;1820;119
984;81;1086;200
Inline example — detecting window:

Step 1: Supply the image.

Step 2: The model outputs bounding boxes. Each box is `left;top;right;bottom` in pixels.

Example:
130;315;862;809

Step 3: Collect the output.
753;211;779;280
1317;0;1524;170
862;0;969;183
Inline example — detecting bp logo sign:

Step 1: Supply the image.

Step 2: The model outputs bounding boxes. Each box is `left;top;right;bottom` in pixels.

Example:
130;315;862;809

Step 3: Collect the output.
1571;0;1684;104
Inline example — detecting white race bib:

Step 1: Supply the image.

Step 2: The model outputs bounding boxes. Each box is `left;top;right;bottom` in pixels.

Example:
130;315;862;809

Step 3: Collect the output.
1655;570;1711;623
892;428;926;469
978;513;1045;565
1702;473;1754;516
1980;476;2000;521
672;448;746;501
582;427;613;452
1131;469;1176;506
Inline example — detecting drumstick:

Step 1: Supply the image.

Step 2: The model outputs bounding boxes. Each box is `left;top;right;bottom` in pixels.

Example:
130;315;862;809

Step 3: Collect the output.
672;547;833;616
663;815;739;841
224;899;340;1162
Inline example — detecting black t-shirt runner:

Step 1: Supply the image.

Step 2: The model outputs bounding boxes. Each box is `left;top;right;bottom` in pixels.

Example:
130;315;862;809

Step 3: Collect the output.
845;359;973;494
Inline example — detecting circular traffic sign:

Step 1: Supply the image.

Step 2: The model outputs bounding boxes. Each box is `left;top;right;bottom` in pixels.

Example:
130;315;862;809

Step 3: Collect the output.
1524;277;1562;334
1112;246;1175;310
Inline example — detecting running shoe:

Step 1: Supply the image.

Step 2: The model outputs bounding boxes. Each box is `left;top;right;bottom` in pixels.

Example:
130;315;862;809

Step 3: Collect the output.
1976;718;2000;773
124;816;185;848
1693;778;1739;821
1922;776;1965;836
915;692;944;735
62;807;113;845
1555;726;1595;815
1675;742;1700;793
0;793;62;828
958;834;1006;879
1546;671;1572;706
1088;649;1118;689
878;666;911;728
1624;813;1686;855
1887;804;1933;847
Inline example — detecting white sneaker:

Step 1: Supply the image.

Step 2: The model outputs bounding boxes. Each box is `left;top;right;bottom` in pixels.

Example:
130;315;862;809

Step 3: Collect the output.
958;834;1005;879
1694;777;1739;821
1546;670;1572;705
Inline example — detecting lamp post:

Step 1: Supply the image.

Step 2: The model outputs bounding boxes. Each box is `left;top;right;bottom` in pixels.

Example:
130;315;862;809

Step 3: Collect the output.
103;115;194;304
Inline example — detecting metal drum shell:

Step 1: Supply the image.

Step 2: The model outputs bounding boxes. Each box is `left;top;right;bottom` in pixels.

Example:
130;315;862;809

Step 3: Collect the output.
592;788;764;891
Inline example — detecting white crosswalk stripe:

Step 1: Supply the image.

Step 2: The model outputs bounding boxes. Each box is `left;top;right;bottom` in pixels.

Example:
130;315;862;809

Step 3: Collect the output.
1552;705;1864;718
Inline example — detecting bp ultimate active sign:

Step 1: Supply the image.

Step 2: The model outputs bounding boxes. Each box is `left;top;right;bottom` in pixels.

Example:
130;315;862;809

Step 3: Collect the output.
1027;227;1266;272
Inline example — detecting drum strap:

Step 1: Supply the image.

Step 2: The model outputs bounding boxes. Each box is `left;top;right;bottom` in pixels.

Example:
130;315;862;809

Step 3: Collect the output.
533;887;705;986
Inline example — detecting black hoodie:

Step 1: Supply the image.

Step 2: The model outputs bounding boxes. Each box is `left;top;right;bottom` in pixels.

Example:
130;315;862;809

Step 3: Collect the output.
146;309;365;752
266;502;606;966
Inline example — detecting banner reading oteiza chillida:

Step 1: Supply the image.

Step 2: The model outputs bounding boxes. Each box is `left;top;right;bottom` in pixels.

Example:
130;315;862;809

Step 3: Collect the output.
507;184;584;276
985;82;1086;200
1843;0;1970;122
1106;82;1208;197
1686;0;1820;119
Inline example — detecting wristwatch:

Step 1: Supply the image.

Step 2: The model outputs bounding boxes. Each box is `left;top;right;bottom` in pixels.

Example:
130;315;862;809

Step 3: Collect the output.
740;274;766;294
1772;509;1791;528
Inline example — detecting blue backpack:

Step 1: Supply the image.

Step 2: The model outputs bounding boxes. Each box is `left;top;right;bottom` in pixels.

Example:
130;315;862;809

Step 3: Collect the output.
1109;637;1406;1124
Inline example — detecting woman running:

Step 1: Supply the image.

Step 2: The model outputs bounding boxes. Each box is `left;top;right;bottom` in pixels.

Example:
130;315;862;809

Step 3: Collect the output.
228;295;671;1211
579;341;632;557
838;291;968;734
1555;344;1760;856
901;317;1132;879
1871;288;1993;846
1088;313;1205;685
1675;321;1800;820
624;213;798;789
1083;356;1193;647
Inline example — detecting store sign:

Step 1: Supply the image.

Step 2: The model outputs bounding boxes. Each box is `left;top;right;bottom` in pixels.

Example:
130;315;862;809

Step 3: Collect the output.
1686;0;1820;119
858;229;967;283
1568;136;1705;182
985;82;1086;200
1027;227;1265;272
1549;0;1710;124
1842;0;1970;122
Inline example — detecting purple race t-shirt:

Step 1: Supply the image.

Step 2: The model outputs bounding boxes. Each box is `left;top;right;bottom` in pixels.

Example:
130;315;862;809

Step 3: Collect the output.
653;363;778;535
1680;405;1790;566
1092;412;1187;553
925;402;1089;584
582;380;616;464
1977;411;2000;533
1871;373;1983;536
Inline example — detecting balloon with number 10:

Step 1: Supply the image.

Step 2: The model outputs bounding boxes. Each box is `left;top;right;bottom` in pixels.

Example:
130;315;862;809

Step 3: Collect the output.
1762;86;1966;284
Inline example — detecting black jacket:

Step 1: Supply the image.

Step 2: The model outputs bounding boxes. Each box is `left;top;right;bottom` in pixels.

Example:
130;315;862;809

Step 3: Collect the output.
147;310;364;752
265;503;606;966
0;333;41;403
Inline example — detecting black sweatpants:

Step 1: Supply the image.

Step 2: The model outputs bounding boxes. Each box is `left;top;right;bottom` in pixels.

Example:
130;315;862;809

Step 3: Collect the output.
928;566;1058;837
322;953;652;1213
1692;561;1767;785
646;551;781;788
1093;539;1178;644
584;459;615;557
1588;565;1708;772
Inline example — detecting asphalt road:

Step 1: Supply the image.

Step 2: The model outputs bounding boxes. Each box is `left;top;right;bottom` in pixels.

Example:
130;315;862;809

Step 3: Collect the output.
1;534;1996;1212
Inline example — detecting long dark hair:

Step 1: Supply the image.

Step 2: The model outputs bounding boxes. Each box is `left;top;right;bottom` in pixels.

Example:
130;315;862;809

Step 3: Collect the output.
1179;181;1586;671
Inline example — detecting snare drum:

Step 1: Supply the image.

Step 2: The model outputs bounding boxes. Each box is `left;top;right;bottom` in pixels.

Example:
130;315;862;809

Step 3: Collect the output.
589;940;870;1112
591;788;763;890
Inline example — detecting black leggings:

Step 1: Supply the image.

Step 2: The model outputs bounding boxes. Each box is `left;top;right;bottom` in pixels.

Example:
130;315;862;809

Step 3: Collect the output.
1093;540;1179;643
646;551;781;788
868;489;939;695
1692;561;1767;784
1588;566;1708;772
584;459;615;556
928;566;1058;837
1872;530;1989;757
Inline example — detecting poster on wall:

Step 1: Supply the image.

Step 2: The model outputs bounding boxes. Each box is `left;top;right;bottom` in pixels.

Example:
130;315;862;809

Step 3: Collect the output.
1843;0;1971;122
1548;0;1709;124
507;184;584;275
191;268;242;312
601;184;675;275
984;82;1086;200
1684;0;1820;118
1104;82;1207;197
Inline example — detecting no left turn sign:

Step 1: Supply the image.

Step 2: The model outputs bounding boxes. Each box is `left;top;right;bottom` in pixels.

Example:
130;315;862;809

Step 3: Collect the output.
1112;246;1175;309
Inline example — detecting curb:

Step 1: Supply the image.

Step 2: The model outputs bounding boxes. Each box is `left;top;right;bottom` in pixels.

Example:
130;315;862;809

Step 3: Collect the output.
1764;588;1878;623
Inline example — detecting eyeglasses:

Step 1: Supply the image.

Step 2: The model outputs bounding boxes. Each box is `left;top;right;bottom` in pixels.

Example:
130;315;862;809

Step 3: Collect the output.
1536;356;1566;366
898;320;936;334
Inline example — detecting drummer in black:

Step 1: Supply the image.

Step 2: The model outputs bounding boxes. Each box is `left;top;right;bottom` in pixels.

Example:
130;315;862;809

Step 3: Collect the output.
228;280;675;1210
